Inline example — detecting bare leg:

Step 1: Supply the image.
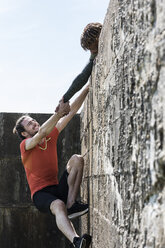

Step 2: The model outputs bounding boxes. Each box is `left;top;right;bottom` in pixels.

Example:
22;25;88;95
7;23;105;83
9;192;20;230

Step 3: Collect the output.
50;199;78;242
66;154;84;208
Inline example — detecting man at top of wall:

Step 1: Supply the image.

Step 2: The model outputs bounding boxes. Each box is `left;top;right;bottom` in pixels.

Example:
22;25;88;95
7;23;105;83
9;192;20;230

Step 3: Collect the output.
13;23;102;248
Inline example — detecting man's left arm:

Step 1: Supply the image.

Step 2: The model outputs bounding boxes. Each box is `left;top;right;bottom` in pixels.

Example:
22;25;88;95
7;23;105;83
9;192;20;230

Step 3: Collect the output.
56;85;89;133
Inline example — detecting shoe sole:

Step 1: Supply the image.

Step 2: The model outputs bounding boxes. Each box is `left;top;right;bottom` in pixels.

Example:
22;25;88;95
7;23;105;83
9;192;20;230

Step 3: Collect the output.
68;208;89;220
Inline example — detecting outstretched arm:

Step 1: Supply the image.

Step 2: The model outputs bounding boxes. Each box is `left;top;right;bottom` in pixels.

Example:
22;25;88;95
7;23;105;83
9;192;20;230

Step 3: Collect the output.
63;53;96;103
56;85;89;133
25;101;70;150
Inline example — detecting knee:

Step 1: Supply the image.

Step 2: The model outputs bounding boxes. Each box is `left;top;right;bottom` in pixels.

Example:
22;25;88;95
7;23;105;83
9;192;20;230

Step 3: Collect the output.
71;154;84;169
50;199;66;216
67;154;84;173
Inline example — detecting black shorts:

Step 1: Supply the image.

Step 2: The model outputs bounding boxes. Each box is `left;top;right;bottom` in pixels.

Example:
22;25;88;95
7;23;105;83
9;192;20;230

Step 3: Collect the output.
33;170;69;214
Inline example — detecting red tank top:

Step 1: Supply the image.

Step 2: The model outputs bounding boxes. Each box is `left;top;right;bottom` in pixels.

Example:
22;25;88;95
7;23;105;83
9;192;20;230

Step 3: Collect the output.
20;127;59;198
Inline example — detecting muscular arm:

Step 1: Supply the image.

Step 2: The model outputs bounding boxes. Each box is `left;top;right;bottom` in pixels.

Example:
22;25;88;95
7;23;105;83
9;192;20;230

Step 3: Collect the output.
25;113;61;150
56;85;89;133
25;102;70;150
63;53;96;102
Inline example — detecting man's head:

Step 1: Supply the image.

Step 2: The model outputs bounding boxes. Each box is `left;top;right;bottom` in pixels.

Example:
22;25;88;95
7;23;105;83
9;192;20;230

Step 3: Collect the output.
80;22;102;53
13;115;40;140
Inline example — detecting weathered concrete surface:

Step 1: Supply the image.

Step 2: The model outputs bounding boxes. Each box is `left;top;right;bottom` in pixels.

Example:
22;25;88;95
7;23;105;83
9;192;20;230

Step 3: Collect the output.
81;0;165;247
0;112;80;248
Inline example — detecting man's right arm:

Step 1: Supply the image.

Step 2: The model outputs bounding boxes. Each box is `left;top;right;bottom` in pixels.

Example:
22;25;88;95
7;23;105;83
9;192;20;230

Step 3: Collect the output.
25;101;70;150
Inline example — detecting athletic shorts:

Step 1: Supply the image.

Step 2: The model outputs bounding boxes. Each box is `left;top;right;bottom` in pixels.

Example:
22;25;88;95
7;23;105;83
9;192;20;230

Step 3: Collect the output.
33;170;69;214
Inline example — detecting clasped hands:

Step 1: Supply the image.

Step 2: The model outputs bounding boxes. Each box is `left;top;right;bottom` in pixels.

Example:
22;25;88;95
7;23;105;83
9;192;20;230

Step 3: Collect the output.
55;97;70;118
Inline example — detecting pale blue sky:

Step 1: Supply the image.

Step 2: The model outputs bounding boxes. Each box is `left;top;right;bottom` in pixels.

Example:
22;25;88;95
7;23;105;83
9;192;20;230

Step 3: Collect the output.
0;0;109;113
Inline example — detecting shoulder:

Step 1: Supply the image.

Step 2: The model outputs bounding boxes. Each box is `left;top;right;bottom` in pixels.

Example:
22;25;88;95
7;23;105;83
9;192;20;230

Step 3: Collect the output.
48;126;59;138
20;138;28;154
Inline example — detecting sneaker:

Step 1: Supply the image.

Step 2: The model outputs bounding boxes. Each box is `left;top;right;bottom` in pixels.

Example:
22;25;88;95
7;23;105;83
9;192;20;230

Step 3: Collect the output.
82;234;92;248
67;201;89;219
73;237;86;248
73;234;92;248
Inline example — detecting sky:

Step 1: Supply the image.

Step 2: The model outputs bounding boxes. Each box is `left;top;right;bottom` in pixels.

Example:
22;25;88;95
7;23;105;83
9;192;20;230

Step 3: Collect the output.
0;0;109;113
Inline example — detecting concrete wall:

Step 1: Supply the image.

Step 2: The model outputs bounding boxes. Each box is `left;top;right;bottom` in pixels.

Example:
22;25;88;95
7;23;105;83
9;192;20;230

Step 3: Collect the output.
81;0;165;247
0;112;80;248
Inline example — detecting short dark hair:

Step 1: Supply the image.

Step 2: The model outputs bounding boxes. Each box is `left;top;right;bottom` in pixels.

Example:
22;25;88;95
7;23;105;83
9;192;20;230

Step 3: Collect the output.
13;115;29;140
80;22;102;51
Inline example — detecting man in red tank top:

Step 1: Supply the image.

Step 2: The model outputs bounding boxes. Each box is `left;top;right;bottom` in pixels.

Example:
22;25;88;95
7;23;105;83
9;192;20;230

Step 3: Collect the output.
13;86;91;248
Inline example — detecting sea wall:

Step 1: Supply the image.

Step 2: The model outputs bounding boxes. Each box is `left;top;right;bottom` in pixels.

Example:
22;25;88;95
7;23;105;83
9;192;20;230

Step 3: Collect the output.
81;0;165;247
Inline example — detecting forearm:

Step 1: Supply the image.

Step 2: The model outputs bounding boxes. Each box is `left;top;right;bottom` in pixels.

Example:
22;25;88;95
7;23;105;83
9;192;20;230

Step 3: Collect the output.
63;54;96;102
55;86;89;133
25;100;70;150
70;86;89;114
25;113;61;150
39;113;61;137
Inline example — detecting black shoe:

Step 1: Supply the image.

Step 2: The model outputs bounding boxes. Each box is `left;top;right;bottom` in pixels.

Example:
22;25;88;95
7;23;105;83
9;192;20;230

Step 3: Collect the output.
67;201;89;219
73;234;92;248
81;234;92;248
